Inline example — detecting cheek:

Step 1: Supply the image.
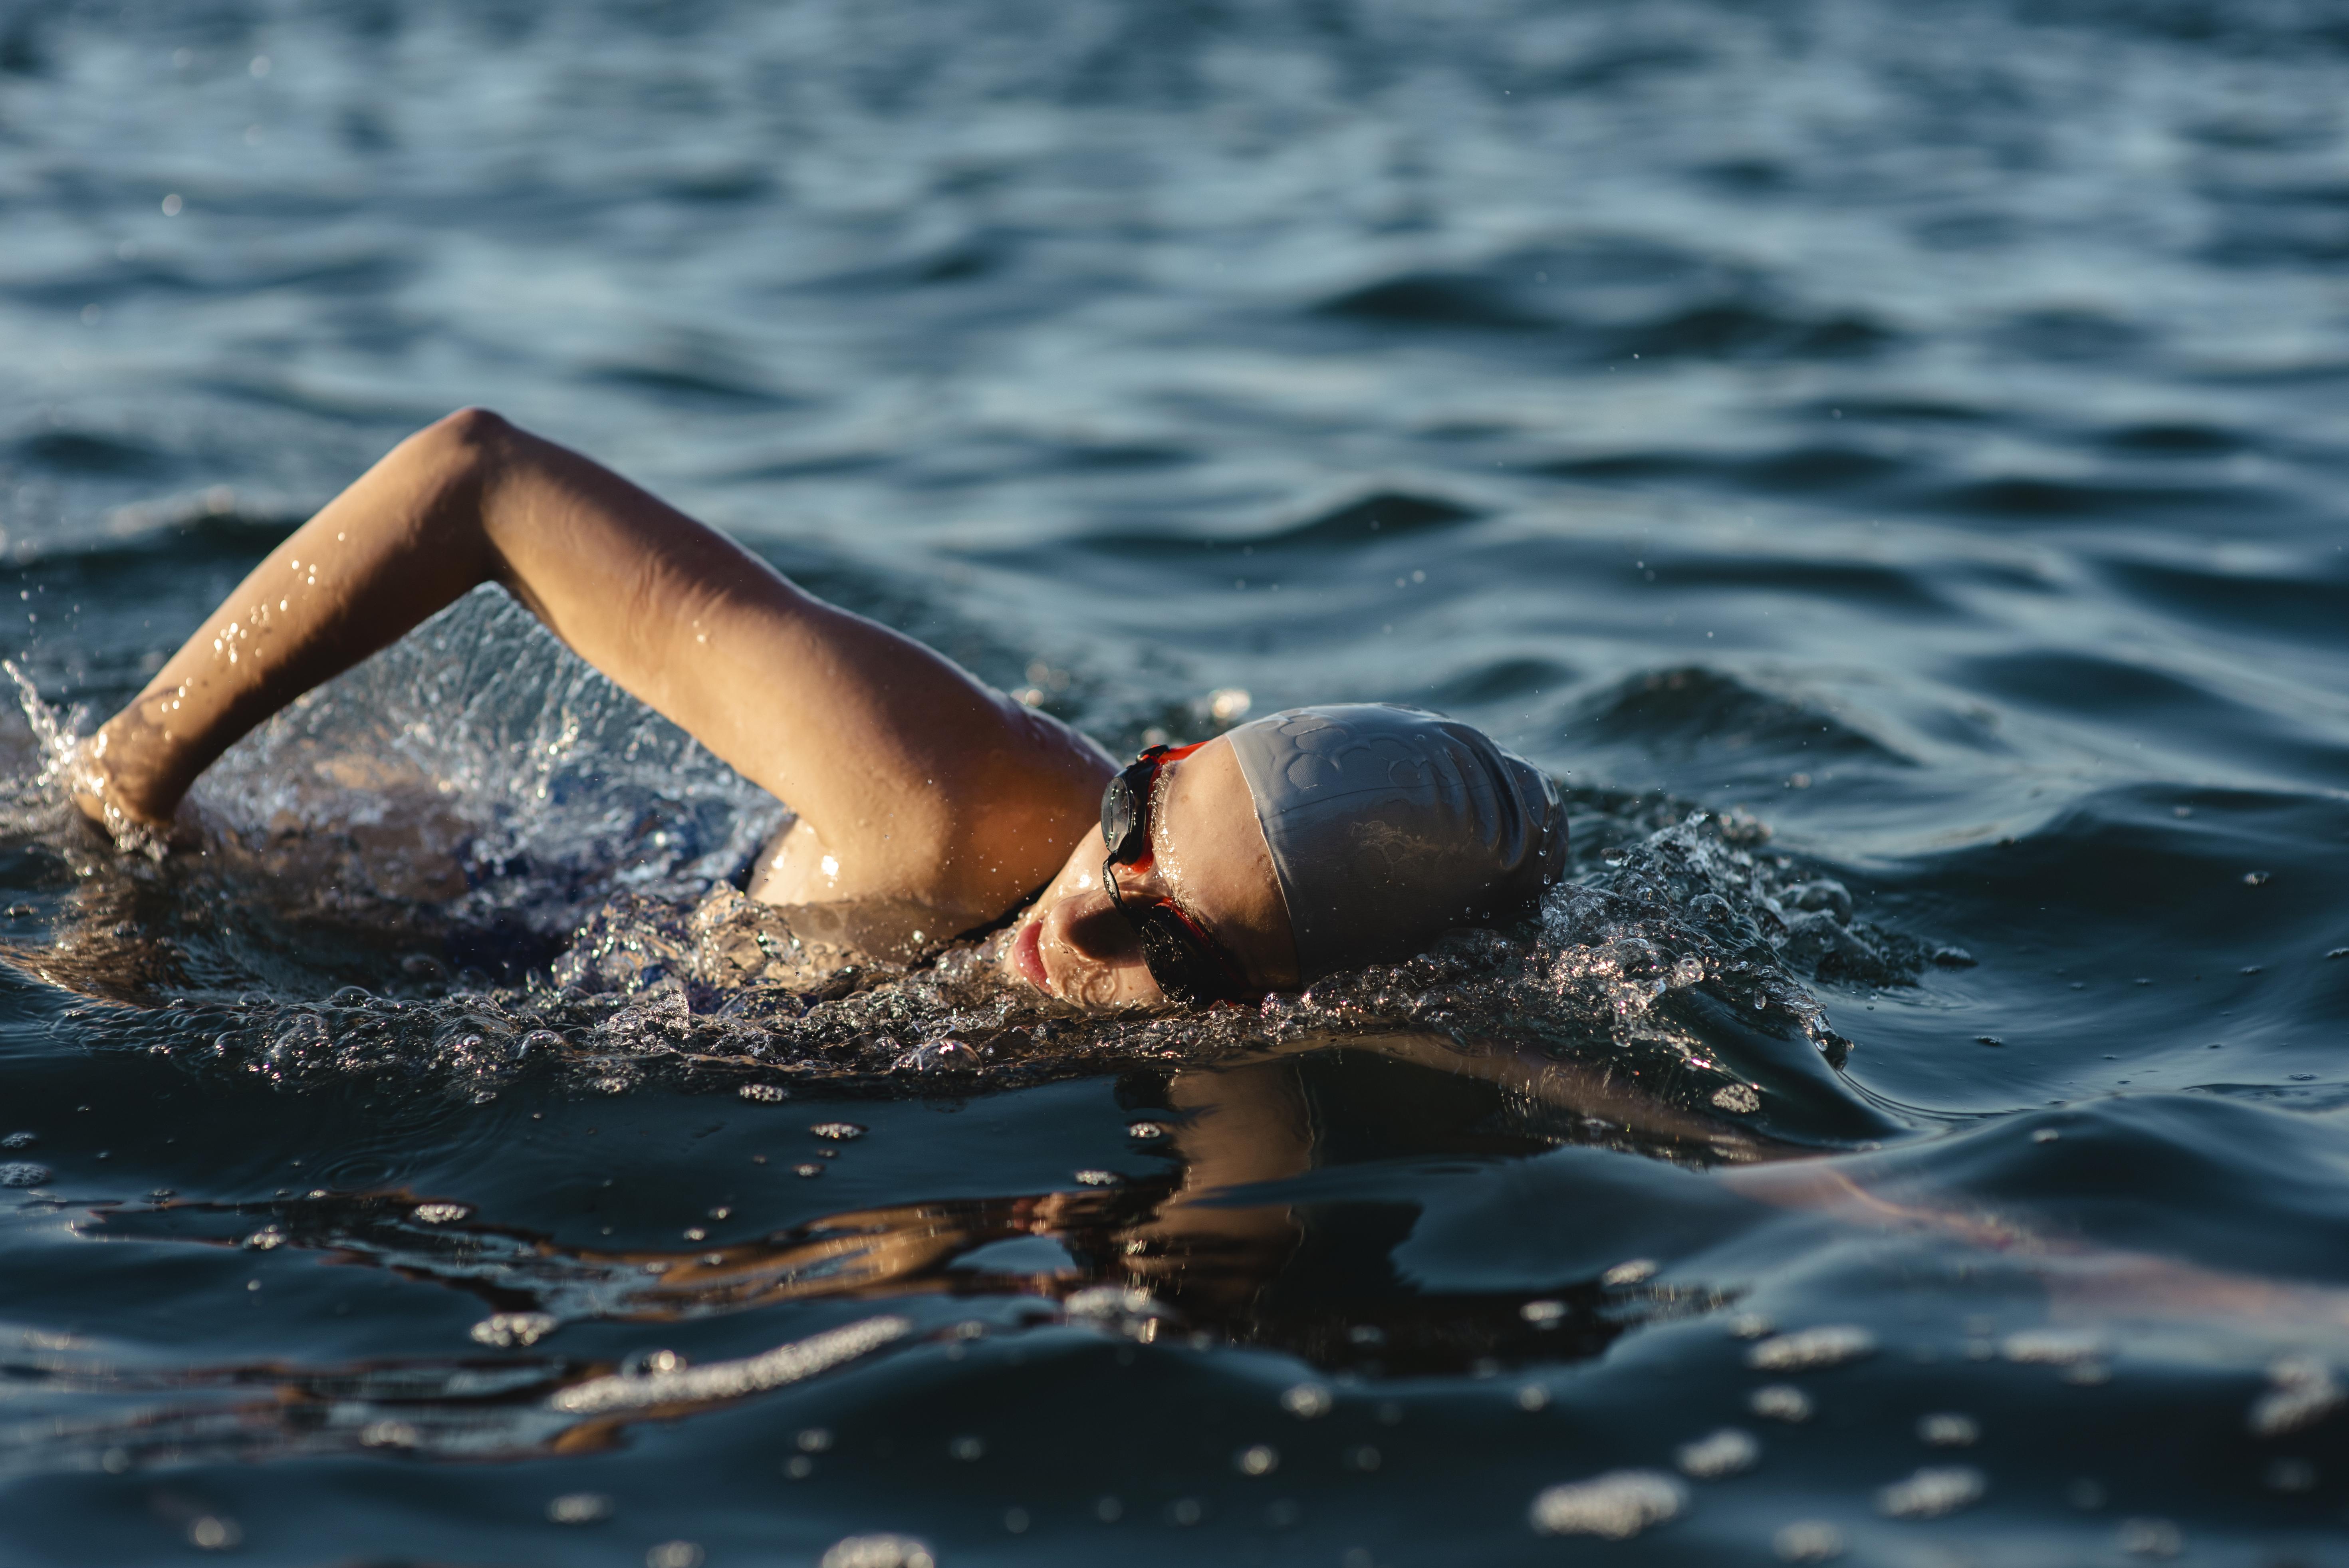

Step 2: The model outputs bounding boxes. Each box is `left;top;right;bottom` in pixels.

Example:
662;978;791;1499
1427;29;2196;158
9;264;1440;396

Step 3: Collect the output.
1049;829;1107;895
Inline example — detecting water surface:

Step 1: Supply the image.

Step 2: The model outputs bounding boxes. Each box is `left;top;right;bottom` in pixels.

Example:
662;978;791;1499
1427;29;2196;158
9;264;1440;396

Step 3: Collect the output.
4;1;2349;1563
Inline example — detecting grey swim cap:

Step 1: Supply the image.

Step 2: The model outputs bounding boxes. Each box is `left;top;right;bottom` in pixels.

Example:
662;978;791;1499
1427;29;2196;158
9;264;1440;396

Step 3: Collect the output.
1226;705;1567;982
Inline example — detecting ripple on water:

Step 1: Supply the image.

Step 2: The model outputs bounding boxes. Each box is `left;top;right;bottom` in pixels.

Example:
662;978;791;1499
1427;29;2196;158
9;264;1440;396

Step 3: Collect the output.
4;7;2348;1556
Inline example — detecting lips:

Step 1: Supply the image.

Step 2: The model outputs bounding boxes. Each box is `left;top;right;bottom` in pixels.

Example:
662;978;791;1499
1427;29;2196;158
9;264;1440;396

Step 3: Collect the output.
1012;918;1051;993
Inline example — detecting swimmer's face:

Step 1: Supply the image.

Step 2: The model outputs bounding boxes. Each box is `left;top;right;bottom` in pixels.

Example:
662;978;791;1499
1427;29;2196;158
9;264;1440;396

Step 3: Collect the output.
998;734;1299;1008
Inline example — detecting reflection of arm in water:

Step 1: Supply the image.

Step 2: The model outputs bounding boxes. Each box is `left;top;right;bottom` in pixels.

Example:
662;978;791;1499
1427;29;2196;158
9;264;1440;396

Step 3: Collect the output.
1115;1052;2349;1340
75;409;1113;932
1726;1159;2349;1336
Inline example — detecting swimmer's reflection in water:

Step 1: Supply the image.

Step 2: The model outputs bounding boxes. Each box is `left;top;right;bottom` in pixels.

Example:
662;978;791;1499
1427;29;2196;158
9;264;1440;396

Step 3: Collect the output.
56;1044;2349;1474
70;410;1564;1010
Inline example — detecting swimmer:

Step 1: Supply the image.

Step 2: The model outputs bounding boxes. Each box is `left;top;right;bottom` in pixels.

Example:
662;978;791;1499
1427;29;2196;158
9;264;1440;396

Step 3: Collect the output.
71;409;1564;1008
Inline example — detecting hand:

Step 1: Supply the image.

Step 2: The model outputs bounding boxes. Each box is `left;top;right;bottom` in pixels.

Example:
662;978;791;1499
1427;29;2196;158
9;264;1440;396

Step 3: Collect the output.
63;729;182;852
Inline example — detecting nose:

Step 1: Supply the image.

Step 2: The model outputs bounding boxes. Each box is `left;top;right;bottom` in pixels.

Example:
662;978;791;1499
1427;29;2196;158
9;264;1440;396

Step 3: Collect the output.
1057;888;1143;963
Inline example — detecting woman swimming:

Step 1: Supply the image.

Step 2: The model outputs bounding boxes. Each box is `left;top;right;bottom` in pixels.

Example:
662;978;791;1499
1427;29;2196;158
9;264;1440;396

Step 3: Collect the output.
70;409;1565;1008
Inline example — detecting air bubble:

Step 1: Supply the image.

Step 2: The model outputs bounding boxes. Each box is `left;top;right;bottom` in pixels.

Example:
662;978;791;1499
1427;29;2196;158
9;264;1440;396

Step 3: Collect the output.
2250;1356;2342;1437
1236;1443;1278;1475
1749;1384;1813;1423
1529;1471;1687;1538
740;1084;788;1103
410;1202;470;1225
1917;1412;1978;1447
893;1038;978;1072
1280;1382;1333;1418
0;1163;52;1187
547;1493;612;1524
1675;1427;1758;1479
1875;1465;1985;1519
472;1312;558;1348
1773;1522;1843;1562
188;1516;241;1550
811;1121;865;1139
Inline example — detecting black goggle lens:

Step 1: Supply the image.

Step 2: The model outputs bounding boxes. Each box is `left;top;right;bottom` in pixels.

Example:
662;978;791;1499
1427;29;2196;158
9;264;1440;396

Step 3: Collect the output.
1096;744;1251;1005
1098;746;1166;866
1133;907;1230;1005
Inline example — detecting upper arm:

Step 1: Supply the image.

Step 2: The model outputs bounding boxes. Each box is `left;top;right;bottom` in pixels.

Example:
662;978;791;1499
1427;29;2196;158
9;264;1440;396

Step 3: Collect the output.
472;418;1113;919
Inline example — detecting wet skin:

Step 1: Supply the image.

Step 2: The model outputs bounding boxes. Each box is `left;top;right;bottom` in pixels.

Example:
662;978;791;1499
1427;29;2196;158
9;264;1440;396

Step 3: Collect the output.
69;409;1294;1008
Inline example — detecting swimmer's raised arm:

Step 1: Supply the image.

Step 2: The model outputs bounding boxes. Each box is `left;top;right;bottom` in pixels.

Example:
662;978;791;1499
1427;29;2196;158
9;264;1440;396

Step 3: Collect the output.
79;408;1113;925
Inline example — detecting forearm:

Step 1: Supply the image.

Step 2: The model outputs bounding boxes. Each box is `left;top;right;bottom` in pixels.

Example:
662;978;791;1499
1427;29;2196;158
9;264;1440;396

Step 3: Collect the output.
87;413;501;824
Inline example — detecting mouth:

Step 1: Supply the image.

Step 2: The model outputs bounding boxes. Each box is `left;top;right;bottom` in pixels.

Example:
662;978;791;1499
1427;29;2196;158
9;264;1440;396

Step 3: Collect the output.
1011;918;1051;994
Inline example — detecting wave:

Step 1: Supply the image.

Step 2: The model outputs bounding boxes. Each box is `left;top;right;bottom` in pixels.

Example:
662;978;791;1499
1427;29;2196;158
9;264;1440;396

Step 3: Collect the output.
1569;667;1915;770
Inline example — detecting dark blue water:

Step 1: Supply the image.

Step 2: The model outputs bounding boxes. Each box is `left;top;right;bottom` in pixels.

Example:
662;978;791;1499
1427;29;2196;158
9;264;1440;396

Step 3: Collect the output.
6;1;2349;1562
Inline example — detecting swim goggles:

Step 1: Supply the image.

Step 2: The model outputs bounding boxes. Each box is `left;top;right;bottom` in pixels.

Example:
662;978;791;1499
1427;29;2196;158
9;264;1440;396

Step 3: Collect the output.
1099;743;1256;1005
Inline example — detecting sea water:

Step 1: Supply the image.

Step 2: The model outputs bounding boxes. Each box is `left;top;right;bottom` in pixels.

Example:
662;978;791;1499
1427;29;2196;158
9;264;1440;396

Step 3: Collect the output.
3;1;2349;1562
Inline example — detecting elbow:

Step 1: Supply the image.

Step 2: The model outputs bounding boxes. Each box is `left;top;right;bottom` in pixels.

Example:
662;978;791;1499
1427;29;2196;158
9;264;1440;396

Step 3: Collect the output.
405;407;516;493
397;407;516;568
429;405;514;450
416;409;521;517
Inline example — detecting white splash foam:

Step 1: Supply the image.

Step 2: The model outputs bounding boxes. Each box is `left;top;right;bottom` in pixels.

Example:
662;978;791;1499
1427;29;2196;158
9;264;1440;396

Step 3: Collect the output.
1530;1470;1688;1538
549;1315;909;1414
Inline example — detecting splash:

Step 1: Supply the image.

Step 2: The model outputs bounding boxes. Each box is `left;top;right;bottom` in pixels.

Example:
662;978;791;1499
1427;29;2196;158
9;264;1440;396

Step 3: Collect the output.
34;796;1924;1157
2;659;170;859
